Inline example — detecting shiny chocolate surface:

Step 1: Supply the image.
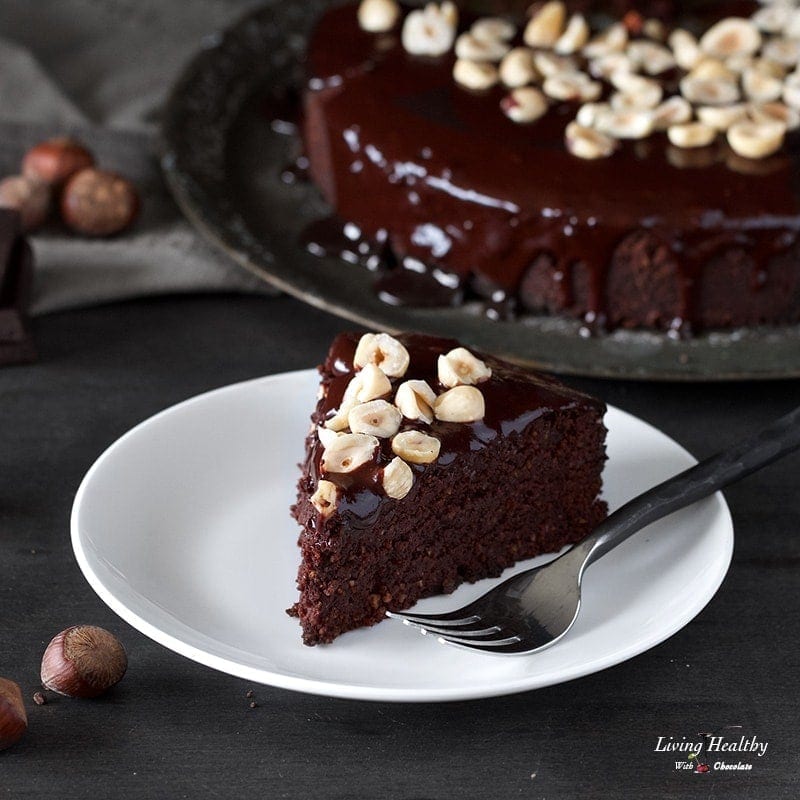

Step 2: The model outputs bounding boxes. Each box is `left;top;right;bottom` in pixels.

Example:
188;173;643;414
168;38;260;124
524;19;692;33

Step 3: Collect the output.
306;332;604;528
302;2;800;330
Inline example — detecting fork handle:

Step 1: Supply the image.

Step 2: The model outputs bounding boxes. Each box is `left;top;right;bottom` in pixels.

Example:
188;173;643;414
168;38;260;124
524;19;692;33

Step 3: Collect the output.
582;405;800;567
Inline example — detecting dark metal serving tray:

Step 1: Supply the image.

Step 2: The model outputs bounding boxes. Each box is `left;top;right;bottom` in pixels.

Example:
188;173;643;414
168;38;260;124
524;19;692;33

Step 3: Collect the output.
160;1;800;380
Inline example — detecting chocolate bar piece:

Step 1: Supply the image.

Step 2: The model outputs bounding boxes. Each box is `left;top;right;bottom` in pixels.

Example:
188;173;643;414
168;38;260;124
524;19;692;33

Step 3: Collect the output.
0;209;36;366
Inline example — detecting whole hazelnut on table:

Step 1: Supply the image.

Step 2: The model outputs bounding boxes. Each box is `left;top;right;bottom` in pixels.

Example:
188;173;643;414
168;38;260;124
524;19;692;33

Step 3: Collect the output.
61;168;140;236
0;175;51;232
22;137;95;187
40;625;128;698
0;678;27;751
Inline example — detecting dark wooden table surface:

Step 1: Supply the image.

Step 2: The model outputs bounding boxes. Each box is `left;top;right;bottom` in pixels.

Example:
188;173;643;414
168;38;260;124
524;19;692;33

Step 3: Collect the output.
2;294;799;798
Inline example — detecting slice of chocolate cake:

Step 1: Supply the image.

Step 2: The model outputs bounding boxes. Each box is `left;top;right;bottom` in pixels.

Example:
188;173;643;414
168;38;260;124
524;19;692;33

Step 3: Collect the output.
291;331;607;645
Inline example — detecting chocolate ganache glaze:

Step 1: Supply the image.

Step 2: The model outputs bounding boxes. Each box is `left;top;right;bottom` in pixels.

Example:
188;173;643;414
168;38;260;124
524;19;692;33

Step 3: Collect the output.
300;2;800;333
303;331;603;532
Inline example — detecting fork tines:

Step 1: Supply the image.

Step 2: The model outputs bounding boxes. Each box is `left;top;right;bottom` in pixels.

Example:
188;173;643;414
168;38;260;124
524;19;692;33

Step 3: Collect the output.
385;611;522;649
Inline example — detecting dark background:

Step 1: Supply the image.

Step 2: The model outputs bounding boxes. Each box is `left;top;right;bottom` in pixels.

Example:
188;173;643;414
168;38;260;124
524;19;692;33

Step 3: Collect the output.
2;294;799;798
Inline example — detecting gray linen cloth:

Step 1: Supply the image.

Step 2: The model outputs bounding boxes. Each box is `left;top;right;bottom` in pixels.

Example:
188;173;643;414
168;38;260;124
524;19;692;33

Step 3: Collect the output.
0;0;277;315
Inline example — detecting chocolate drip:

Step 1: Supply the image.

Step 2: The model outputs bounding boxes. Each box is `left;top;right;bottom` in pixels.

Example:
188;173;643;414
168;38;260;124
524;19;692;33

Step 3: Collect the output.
280;154;310;186
373;261;464;307
299;216;464;305
264;85;301;137
300;216;390;271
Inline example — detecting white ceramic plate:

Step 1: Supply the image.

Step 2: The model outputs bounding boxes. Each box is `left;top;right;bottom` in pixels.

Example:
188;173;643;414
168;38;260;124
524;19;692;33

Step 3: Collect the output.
72;370;733;703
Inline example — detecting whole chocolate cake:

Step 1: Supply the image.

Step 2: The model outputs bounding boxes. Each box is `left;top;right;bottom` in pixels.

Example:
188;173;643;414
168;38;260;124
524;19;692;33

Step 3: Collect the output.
301;1;800;333
291;331;607;645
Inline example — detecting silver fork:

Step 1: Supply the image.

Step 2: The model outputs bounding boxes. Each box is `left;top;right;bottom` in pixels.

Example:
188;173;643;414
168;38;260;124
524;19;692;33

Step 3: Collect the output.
386;406;800;655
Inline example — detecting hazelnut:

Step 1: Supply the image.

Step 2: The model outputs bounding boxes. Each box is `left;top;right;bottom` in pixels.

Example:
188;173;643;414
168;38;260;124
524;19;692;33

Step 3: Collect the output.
742;68;783;103
347;363;393;403
311;480;339;518
324;398;357;432
357;0;400;33
583;22;628;59
455;32;510;63
534;51;577;78
783;71;800;110
752;5;791;35
688;58;737;83
725;53;755;75
669;29;701;70
348;398;402;437
588;52;633;80
471;17;516;43
324;364;393;431
22;137;95;186
680;76;740;106
321;432;379;473
554;14;589;56
594;108;655;140
437;347;492;388
0;175;51;232
40;625;128;698
60;168;139;236
499;47;538;88
453;59;499;91
651;97;693;130
699;18;761;59
576;102;612;127
565;121;616;159
727;119;785;159
394;379;437;423
317;426;341;449
392;430;441;464
0;678;27;751
501;87;548;124
667;122;717;149
750;58;787;81
401;3;457;57
749;101;800;131
434;385;486;422
761;38;800;69
353;332;410;378
626;41;675;75
543;70;602;103
382;457;414;499
609;73;663;109
438;1;458;29
523;1;566;49
696;103;748;131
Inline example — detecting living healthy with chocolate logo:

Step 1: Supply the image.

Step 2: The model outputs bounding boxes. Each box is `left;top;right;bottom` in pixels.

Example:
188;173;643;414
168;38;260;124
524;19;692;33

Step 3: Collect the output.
655;726;770;774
